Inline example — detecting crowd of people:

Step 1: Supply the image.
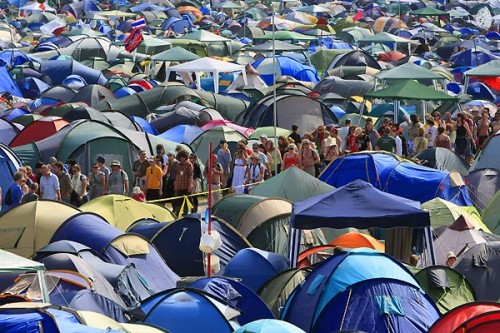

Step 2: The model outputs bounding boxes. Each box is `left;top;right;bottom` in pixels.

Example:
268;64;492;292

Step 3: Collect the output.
1;107;499;216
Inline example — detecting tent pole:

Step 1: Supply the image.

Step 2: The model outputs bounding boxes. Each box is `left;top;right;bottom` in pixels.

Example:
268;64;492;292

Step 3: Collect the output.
207;142;213;277
394;100;399;123
424;226;436;266
463;75;470;95
38;270;50;303
272;1;278;175
422;100;427;124
288;224;302;268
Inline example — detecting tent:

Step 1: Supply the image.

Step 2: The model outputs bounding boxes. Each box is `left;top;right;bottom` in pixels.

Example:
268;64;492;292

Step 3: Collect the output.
167;57;246;94
224;248;289;292
252;166;335;202
0;249;49;302
330;232;385;252
138;288;240;333
453;242;500;301
213;194;324;255
79;195;175;231
466;168;500;211
414;265;476;314
0;200;80;257
414;147;469;176
289;179;433;265
470;132;500;172
257;268;310;318
236;94;337;133
9;116;69;148
0;143;22;212
234;320;305;333
320;152;472;206
0;118;20;145
190;277;274;325
251;56;319;85
422;198;490;232
282;249;440;332
151;46;200;62
328;49;382;70
129;215;251;277
0;304;121;333
364;79;458;101
77;311;166;333
428;302;500;333
481;190;500;235
189;125;246;165
434;216;488;265
375;62;443;82
50;213;180;293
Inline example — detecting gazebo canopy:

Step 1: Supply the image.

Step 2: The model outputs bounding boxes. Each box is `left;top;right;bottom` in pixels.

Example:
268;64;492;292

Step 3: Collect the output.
152;46;200;62
375;62;443;80
364;80;458;101
464;60;500;77
409;7;450;17
358;32;417;44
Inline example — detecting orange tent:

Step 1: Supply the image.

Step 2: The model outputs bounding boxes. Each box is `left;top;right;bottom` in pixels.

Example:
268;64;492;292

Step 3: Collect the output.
297;245;337;268
330;232;385;252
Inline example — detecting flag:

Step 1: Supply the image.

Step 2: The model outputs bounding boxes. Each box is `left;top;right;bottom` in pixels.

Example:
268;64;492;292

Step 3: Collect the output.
124;28;143;53
353;10;363;22
39;2;45;11
131;17;147;30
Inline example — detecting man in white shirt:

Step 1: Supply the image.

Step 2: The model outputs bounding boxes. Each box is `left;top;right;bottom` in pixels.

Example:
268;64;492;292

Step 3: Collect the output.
425;114;438;148
338;119;351;152
39;164;61;201
393;128;403;156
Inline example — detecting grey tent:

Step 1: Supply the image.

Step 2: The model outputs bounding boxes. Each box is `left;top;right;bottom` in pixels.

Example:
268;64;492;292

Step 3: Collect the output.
465;168;500;211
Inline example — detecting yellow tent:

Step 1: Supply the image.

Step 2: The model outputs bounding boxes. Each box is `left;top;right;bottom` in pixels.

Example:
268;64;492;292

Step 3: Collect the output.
80;195;175;231
0;201;80;258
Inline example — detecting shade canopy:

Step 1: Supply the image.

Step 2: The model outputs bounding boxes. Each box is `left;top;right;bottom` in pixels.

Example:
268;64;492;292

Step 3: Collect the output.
152;46;200;62
376;62;443;80
291;179;430;230
409;7;450;17
364;80;458;101
358;32;417;44
464;60;500;77
246;40;305;52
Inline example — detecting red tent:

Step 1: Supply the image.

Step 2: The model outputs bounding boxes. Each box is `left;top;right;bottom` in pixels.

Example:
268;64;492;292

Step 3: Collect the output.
10;116;69;147
429;302;500;333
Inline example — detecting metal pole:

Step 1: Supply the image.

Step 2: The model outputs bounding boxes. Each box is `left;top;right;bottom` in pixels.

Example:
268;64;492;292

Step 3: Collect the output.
207;141;213;277
272;2;278;174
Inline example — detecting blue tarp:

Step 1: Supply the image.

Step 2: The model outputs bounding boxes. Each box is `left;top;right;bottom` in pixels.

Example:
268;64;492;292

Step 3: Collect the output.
291;179;430;230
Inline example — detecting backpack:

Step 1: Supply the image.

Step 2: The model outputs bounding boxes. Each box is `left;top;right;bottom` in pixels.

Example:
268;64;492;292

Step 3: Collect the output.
4;186;12;206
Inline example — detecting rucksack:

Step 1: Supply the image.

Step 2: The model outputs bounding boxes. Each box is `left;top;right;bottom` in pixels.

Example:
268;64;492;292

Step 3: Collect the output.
4;186;12;206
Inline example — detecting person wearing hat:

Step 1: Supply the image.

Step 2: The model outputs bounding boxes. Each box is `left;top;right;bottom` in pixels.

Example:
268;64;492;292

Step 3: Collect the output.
132;150;149;191
108;160;129;195
145;157;163;201
283;143;301;170
322;137;339;166
425;113;438;148
245;153;264;194
173;150;193;216
217;139;232;190
446;251;457;267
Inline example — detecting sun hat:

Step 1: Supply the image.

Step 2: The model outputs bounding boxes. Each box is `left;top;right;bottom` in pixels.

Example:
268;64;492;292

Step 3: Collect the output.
48;156;57;164
260;134;268;139
354;127;363;137
132;187;141;194
250;153;260;160
446;251;457;259
425;114;434;122
325;137;337;147
110;160;121;167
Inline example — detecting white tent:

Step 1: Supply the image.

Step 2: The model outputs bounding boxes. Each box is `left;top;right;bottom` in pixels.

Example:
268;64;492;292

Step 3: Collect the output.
434;216;487;265
20;2;57;13
0;249;49;302
167;57;247;93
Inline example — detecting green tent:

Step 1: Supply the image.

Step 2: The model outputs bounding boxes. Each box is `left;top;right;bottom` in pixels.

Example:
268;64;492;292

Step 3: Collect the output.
336;26;373;43
422;198;491;232
257;268;311;317
364;80;458;101
414;266;475;314
482;190;500;235
249;126;291;139
409;7;450;17
358;31;417;44
196;91;249;121
152;46;200;62
190;125;246;165
464;60;500;78
212;195;325;255
253;30;316;42
179;30;233;56
310;49;351;72
252;166;334;202
246;40;305;52
168;39;209;58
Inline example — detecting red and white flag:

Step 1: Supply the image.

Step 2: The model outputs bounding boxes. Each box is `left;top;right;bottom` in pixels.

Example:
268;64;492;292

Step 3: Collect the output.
353;10;363;22
124;28;143;53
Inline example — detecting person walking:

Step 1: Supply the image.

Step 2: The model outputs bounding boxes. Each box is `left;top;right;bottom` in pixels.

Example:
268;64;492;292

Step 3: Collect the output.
70;164;88;207
132;150;149;191
375;127;396;153
204;154;223;205
22;183;39;204
96;156;110;192
172;150;193;216
190;153;202;213
245;154;264;194
217;139;232;190
232;143;248;194
3;172;25;213
300;139;320;176
88;163;105;200
53;161;72;204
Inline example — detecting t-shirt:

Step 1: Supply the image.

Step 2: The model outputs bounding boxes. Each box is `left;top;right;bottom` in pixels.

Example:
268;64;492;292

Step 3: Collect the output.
4;183;23;213
376;135;396;152
426;125;438;147
146;165;163;190
108;170;128;195
22;191;39;204
40;173;60;200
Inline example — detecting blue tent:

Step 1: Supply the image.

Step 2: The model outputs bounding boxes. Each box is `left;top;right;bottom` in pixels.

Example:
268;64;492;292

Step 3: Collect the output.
39;60;107;85
190;277;274;325
158;124;204;144
161;17;191;33
252;56;320;85
139;288;238;333
0;305;121;333
17;77;50;99
281;249;440;332
224;248;289;292
131;116;158;135
319;152;472;205
450;49;498;68
0;108;29;122
234;319;305;333
0;143;22;214
129;214;251;277
51;212;179;294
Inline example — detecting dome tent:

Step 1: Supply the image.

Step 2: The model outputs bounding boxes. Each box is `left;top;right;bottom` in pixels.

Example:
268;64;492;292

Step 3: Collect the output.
429;302;500;333
282;249;440;332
